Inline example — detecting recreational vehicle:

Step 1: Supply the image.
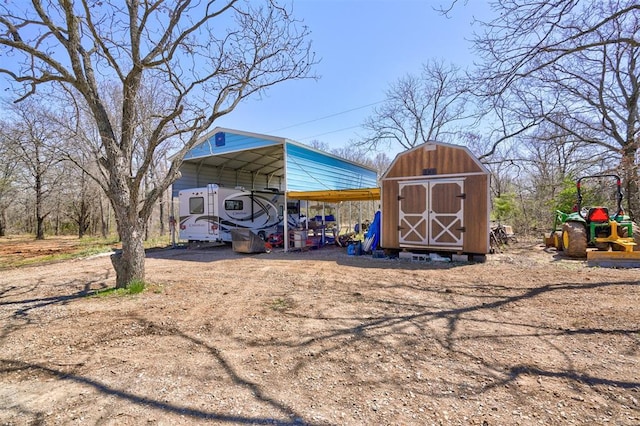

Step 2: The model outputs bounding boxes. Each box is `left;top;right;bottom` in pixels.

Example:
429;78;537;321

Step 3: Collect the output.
178;184;301;243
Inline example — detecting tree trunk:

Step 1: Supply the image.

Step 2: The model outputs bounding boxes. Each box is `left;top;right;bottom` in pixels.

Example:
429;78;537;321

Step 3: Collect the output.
77;198;90;238
159;190;165;236
622;148;639;221
99;197;109;238
0;209;5;237
35;174;45;240
36;216;45;240
111;218;146;289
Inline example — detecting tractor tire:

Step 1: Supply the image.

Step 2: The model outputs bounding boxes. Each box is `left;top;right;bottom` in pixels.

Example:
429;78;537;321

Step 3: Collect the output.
562;222;588;258
554;231;564;251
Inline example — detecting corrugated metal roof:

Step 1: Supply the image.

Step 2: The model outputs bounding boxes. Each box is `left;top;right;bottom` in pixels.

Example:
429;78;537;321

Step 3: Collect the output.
285;143;377;192
173;127;378;199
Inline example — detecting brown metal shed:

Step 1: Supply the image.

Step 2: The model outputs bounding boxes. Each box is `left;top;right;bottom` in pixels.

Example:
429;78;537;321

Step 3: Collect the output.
380;141;491;255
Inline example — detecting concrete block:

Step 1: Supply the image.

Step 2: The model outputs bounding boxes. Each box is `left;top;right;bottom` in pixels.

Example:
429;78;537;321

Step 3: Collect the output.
452;254;469;262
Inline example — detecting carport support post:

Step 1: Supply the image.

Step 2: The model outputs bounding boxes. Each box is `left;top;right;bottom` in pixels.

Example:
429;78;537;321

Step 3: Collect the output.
170;196;176;248
284;193;289;252
336;202;341;241
322;203;326;245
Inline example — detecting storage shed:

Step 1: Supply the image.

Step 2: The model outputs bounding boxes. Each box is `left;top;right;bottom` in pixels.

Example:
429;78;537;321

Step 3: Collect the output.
380;141;490;255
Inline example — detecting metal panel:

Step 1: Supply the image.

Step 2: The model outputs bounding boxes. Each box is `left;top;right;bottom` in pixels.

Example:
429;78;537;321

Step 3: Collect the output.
285;143;377;192
184;131;281;160
174;128;378;200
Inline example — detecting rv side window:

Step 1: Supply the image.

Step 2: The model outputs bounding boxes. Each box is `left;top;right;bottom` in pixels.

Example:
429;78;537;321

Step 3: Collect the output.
225;200;243;211
287;202;299;214
189;197;204;214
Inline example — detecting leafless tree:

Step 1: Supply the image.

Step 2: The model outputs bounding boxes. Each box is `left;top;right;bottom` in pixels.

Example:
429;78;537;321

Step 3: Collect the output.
65;167;92;238
304;139;391;176
305;139;331;153
471;0;640;217
0;125;20;237
0;0;315;288
514;121;608;232
359;60;470;151
2;100;66;239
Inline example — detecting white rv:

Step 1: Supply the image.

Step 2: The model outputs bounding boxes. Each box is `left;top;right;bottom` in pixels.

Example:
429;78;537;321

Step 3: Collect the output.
178;184;300;243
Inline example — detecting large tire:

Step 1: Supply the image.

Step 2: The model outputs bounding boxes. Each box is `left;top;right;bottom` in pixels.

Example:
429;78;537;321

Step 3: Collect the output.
554;231;564;251
562;222;588;258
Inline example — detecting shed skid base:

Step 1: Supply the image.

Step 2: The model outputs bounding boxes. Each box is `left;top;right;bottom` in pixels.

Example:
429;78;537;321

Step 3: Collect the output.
399;251;429;262
587;251;640;268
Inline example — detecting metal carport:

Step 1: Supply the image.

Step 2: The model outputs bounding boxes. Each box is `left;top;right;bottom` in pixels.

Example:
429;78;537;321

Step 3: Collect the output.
172;127;379;251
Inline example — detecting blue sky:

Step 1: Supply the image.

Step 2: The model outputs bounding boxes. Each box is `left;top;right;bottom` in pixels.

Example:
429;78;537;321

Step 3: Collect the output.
217;0;493;153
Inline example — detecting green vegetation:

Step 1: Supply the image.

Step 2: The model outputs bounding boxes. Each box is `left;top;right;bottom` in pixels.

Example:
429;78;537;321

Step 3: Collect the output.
553;177;619;214
126;279;146;294
268;297;293;312
92;279;147;298
492;193;517;222
91;279;164;298
554;179;579;213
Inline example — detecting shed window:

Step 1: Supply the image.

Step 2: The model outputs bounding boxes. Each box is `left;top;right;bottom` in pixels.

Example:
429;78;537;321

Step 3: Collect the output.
189;197;204;214
225;200;243;211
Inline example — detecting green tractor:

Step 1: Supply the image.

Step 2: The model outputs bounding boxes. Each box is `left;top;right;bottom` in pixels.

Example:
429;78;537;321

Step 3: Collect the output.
545;174;639;261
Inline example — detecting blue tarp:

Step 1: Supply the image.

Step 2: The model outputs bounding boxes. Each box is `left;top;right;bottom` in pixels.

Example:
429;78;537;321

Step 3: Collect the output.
364;211;381;252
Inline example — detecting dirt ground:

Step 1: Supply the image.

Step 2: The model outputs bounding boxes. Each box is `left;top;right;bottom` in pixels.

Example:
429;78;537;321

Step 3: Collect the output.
0;238;639;425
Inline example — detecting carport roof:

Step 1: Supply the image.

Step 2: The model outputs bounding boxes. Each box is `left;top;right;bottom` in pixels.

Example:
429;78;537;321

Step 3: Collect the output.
287;188;380;203
175;127;379;201
180;129;285;178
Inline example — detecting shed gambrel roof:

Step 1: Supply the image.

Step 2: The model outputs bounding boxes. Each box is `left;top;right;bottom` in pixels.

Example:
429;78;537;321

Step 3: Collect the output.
172;128;378;201
381;140;489;180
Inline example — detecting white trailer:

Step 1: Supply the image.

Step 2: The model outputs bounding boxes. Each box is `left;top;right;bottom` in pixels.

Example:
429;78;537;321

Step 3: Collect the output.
178;184;299;243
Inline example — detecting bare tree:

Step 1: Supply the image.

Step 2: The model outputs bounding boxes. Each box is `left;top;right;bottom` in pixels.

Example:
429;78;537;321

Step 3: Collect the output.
65;168;92;238
471;0;640;217
368;151;393;178
306;139;330;152
359;59;470;151
0;1;315;288
0;125;20;237
515;121;608;233
2;100;65;239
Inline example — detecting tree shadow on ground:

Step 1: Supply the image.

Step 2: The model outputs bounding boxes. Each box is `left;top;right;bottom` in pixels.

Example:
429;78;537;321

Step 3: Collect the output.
0;273;111;341
237;279;640;395
0;358;316;425
1;263;638;424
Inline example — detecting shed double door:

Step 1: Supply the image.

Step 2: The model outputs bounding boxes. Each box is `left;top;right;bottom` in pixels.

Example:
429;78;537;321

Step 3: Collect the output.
398;179;465;248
